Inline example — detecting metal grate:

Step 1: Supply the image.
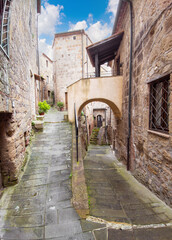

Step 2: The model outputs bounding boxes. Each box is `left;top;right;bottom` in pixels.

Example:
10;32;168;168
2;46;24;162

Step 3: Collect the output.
149;76;170;133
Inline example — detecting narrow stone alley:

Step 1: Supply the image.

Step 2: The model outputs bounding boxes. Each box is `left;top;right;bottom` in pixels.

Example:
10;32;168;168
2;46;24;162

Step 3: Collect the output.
0;109;93;240
0;109;172;240
83;145;172;239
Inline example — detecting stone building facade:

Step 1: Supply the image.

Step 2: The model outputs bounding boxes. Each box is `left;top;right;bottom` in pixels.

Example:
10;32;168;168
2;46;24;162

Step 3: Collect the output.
40;53;54;105
53;30;94;109
0;0;40;188
111;0;172;206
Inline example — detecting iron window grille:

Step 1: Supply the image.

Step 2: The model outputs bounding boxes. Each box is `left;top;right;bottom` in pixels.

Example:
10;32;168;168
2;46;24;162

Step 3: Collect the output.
149;74;170;133
0;0;12;56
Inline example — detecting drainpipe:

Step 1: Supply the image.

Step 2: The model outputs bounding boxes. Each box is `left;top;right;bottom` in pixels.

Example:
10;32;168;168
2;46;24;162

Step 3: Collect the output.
122;0;133;171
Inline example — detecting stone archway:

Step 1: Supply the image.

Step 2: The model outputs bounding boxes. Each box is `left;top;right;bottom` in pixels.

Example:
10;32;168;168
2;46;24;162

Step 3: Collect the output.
67;76;123;122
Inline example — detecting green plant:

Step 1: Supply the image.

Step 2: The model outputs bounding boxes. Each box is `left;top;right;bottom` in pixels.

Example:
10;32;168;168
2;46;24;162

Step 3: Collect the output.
57;101;64;110
38;100;50;114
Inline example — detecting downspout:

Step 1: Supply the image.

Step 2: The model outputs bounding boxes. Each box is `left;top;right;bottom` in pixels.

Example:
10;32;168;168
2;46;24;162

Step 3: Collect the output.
123;0;133;171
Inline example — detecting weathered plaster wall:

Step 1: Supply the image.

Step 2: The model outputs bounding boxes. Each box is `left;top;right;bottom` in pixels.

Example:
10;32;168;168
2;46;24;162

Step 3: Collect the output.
67;76;123;122
0;0;38;186
113;0;172;206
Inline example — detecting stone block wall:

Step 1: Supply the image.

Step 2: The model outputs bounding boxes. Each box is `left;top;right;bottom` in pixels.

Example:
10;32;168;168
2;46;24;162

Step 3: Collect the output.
0;0;39;186
40;53;54;105
53;30;94;106
113;0;172;206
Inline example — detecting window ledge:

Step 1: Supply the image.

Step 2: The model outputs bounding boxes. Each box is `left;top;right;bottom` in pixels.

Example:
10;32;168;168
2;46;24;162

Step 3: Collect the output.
148;130;169;139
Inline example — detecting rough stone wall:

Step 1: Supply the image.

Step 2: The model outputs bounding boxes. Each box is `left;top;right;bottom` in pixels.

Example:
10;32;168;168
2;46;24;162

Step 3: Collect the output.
40;53;54;105
0;0;38;186
53;31;94;105
0;49;12;113
113;0;172;206
83;103;94;139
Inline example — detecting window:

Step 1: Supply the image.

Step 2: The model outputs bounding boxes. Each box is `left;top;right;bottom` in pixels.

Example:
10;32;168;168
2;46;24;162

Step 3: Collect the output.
0;0;12;55
73;36;76;40
149;75;170;133
46;60;48;67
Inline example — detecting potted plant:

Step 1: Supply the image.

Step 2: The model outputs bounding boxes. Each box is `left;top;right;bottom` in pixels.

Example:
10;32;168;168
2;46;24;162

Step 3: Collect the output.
38;100;50;115
57;101;64;111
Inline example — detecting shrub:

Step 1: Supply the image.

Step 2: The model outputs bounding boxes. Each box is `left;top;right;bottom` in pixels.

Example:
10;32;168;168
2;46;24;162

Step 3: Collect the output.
57;101;64;110
38;100;50;114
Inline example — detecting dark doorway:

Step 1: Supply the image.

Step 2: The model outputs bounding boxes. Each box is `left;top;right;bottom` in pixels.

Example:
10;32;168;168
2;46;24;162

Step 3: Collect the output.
65;92;68;110
97;115;102;128
0;112;12;188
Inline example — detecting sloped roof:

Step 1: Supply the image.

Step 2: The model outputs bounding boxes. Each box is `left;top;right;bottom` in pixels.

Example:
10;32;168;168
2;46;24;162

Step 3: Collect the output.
86;31;124;67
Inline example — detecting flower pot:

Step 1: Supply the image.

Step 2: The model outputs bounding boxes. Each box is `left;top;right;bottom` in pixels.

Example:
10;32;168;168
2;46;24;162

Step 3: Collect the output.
39;112;44;115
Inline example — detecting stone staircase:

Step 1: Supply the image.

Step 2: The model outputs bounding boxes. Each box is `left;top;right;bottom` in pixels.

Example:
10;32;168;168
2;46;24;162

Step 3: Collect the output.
90;128;100;145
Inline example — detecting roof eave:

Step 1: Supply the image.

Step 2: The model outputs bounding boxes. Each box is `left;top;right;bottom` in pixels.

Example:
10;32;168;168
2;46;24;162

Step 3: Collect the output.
112;0;123;34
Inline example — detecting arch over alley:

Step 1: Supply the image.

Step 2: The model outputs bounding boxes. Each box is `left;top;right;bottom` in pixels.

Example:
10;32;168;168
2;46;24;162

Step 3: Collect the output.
67;76;123;122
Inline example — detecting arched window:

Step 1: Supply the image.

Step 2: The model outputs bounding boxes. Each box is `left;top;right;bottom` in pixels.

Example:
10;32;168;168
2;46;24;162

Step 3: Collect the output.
0;0;12;55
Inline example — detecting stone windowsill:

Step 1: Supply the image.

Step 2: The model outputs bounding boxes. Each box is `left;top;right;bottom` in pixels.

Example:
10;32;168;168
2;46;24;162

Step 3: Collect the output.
147;130;170;139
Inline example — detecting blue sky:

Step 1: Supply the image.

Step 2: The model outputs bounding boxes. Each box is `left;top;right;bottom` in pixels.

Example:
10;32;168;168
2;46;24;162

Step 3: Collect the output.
38;0;119;58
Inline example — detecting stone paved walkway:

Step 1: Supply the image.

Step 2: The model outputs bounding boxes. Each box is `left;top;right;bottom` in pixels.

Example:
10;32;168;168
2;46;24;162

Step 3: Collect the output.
1;110;172;240
0;109;94;240
83;145;172;240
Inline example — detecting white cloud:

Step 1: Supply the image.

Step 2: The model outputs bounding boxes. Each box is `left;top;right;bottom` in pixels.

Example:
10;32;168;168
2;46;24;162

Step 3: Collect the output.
87;13;93;23
69;19;111;43
38;1;64;36
69;20;88;31
87;21;111;42
39;38;53;59
107;0;119;23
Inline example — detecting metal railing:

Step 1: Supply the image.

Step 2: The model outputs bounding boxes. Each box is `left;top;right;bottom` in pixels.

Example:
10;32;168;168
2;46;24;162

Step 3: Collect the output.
74;103;79;162
84;71;113;78
83;70;123;79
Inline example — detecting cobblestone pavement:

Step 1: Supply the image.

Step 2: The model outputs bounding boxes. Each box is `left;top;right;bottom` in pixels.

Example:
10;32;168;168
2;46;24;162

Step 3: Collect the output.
83;145;172;240
0;109;94;240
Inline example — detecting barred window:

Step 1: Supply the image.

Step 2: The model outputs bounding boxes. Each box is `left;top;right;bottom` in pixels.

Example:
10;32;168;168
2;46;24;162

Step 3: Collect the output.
0;0;12;55
149;75;170;133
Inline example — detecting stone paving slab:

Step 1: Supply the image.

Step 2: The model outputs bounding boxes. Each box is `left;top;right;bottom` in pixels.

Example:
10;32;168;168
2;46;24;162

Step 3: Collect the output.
84;145;172;239
0;109;94;240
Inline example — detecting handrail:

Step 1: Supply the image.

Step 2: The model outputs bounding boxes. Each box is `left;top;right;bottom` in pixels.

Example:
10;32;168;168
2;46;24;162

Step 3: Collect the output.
74;103;79;162
83;71;122;78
